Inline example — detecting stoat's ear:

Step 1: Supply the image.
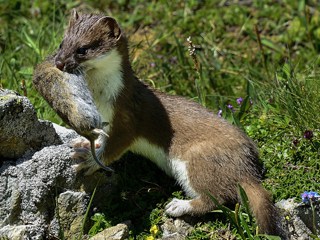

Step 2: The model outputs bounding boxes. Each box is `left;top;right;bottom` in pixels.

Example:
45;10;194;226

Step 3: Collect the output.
68;9;80;27
97;16;122;40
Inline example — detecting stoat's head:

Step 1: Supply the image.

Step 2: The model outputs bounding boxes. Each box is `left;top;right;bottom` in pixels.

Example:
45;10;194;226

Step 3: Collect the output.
55;10;124;73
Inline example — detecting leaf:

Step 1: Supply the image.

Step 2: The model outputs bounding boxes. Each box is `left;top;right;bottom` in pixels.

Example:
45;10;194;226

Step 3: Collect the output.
88;213;112;236
232;112;242;128
207;192;246;239
246;79;255;98
22;30;40;56
237;96;250;121
260;38;284;54
238;207;254;240
298;0;305;13
207;193;237;226
18;67;33;76
282;63;291;79
238;184;253;223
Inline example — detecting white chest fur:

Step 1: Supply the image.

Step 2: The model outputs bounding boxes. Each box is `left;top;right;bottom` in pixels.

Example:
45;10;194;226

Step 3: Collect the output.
84;49;124;125
130;138;172;175
129;138;198;198
170;159;198;198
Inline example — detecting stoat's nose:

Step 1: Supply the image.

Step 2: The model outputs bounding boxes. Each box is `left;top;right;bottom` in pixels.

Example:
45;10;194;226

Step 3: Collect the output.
55;61;65;71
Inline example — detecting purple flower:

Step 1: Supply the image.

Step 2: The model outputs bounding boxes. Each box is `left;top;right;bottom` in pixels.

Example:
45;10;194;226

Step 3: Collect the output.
227;104;234;112
301;191;309;203
292;139;299;147
236;97;243;105
308;191;320;199
217;109;222;117
301;191;320;204
150;62;156;68
303;130;313;140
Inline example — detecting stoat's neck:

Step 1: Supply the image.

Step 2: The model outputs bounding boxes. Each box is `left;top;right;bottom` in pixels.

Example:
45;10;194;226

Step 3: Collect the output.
84;44;173;152
84;49;125;125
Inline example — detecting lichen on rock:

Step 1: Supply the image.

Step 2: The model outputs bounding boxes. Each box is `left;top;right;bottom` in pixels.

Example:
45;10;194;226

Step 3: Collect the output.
0;89;61;159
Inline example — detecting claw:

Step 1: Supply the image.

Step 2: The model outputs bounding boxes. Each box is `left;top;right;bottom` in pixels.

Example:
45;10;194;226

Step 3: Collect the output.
89;138;114;173
86;128;113;173
69;128;114;174
71;148;90;160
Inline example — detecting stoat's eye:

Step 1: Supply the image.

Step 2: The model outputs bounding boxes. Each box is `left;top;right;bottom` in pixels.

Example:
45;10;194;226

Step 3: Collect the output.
76;47;88;55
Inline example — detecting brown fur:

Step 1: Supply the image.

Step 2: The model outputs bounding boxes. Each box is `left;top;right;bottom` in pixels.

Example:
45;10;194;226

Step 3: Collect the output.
33;11;286;238
241;181;281;234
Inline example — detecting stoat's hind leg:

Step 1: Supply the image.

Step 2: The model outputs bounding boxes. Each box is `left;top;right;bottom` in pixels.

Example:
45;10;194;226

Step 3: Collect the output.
70;137;101;175
165;196;215;217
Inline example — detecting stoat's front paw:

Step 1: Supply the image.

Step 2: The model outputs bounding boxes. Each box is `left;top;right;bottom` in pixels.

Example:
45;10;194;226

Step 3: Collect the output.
165;198;192;217
70;137;91;160
70;137;101;175
74;162;101;176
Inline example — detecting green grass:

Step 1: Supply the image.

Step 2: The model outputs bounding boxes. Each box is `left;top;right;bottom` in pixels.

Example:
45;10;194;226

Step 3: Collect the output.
1;0;320;239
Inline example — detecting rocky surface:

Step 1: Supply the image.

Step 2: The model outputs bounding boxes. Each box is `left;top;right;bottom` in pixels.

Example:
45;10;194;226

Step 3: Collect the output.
161;219;193;240
0;128;76;239
89;223;129;240
0;89;61;159
49;190;89;239
0;88;318;239
0;121;116;240
277;198;320;240
0;89;110;239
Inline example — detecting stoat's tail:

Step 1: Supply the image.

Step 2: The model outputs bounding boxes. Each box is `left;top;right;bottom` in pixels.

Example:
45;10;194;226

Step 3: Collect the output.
241;181;287;239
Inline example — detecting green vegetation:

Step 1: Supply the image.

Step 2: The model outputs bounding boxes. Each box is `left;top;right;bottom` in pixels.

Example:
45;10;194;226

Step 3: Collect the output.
1;0;319;239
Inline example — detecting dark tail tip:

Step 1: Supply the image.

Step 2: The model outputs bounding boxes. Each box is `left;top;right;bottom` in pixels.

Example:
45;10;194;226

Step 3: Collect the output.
241;181;288;239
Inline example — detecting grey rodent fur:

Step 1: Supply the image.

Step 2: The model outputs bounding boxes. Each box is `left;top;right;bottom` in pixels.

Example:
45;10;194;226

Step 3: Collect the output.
33;56;113;172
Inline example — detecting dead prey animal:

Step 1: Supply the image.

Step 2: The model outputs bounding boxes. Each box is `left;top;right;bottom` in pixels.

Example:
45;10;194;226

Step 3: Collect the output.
33;57;113;172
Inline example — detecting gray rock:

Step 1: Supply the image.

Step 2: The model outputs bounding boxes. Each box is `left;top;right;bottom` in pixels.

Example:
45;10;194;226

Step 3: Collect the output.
0;113;115;240
49;191;89;239
52;122;78;143
0;92;83;239
89;223;129;240
0;143;76;239
0;89;115;239
161;219;193;240
276;198;320;240
0;89;61;159
0;224;45;240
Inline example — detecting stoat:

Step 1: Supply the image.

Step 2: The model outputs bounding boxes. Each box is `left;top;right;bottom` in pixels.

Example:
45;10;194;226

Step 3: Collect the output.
34;10;286;238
